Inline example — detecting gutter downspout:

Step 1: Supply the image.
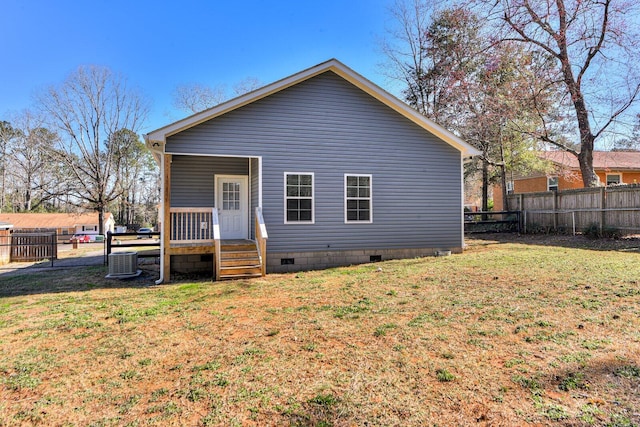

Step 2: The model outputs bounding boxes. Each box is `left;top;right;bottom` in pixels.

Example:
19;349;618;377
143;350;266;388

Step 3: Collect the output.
144;135;166;286
155;153;165;285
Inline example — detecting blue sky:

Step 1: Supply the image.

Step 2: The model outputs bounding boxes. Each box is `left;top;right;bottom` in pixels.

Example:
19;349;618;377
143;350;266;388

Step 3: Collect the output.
1;0;397;133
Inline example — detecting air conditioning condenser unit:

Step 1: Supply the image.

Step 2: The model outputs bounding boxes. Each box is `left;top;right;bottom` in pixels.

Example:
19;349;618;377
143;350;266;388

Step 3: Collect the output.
107;252;140;278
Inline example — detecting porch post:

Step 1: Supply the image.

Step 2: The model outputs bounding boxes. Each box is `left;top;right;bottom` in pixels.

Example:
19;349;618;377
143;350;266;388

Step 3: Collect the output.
162;154;172;282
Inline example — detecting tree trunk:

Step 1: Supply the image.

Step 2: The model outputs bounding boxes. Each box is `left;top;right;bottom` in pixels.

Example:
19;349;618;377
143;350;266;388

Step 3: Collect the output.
498;138;509;212
560;55;600;187
0;164;5;213
0;134;6;213
500;168;509;212
25;189;31;211
577;135;600;187
482;158;489;220
98;208;105;236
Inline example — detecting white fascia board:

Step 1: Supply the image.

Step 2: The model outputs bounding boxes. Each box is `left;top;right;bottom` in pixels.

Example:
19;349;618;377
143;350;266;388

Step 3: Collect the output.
143;133;164;166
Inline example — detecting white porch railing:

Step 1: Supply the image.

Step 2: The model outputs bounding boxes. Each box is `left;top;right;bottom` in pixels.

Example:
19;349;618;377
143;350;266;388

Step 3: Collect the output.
169;207;263;280
169;207;215;243
212;208;221;280
169;207;221;279
255;207;268;277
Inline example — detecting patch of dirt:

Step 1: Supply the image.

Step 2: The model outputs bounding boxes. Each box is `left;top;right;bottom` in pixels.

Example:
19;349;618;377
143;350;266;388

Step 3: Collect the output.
466;232;640;252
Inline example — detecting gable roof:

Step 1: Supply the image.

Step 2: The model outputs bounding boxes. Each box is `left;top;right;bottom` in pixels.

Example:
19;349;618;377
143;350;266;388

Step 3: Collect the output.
0;212;113;229
146;59;480;157
541;151;640;171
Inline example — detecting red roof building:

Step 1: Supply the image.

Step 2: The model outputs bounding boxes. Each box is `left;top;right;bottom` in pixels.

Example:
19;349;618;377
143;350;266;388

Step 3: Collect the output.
0;212;114;236
494;151;640;210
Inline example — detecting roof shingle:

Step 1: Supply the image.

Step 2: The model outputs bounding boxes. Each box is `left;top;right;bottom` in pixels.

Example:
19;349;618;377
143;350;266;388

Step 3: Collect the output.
540;151;640;170
0;212;112;229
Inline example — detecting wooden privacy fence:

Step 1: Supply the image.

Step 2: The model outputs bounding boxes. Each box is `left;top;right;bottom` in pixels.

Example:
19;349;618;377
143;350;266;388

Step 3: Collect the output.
506;185;640;235
10;232;57;264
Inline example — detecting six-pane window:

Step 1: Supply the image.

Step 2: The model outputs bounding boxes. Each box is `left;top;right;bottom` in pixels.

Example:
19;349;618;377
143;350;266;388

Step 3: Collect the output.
345;174;372;223
547;176;558;191
223;182;241;210
285;173;314;223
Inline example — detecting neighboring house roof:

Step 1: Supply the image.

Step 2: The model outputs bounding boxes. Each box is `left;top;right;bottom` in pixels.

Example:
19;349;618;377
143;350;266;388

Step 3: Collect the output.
0;212;113;229
146;58;481;157
540;151;640;171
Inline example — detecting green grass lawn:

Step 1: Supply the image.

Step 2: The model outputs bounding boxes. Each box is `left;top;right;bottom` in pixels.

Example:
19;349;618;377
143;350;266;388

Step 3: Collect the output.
0;235;639;426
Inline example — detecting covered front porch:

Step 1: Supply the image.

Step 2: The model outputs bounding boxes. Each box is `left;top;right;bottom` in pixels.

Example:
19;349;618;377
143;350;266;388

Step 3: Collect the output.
164;207;268;281
160;153;267;282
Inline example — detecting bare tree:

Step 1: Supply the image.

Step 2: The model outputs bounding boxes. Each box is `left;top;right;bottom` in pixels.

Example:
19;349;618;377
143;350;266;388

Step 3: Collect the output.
232;77;261;97
382;0;443;119
384;2;557;210
108;129;158;226
6;110;65;211
173;77;262;114
173;83;228;114
37;65;149;234
0;120;20;213
485;0;640;186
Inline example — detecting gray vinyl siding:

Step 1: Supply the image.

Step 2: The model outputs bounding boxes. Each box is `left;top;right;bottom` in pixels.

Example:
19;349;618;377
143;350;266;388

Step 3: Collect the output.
170;156;248;207
167;71;463;252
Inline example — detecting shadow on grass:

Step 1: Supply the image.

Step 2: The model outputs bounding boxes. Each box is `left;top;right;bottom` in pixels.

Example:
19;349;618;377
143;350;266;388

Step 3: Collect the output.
0;263;163;298
282;393;347;427
467;232;640;253
543;357;640;425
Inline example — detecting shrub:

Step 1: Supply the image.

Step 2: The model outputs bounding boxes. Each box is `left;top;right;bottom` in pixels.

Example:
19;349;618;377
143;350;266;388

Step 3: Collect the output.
583;223;622;239
436;368;456;382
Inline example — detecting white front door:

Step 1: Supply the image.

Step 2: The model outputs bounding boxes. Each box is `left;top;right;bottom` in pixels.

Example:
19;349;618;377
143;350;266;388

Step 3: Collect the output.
215;175;249;239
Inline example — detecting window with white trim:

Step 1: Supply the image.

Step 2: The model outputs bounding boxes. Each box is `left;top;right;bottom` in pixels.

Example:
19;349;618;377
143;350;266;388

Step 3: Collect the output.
284;172;314;223
547;176;558;191
606;173;621;186
345;174;372;223
506;181;514;194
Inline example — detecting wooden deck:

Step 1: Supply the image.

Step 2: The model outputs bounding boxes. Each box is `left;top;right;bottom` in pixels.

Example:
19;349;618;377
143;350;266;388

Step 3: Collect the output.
168;239;252;254
163;205;268;281
169;239;262;280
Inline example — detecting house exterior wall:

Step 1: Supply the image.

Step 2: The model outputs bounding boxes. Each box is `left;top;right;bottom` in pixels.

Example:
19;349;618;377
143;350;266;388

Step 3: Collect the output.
495;175;581;210
598;171;640;185
166;71;464;256
170;156;249;207
105;216;116;234
76;225;98;234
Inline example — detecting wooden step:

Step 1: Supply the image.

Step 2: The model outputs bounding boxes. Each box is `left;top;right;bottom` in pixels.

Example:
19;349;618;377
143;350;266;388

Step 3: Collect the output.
219;273;264;280
220;257;260;267
220;266;263;277
217;240;263;280
220;243;256;252
221;250;259;259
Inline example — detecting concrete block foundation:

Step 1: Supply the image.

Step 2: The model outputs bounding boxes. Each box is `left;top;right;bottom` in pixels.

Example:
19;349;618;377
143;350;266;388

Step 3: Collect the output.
170;254;213;275
267;247;462;273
